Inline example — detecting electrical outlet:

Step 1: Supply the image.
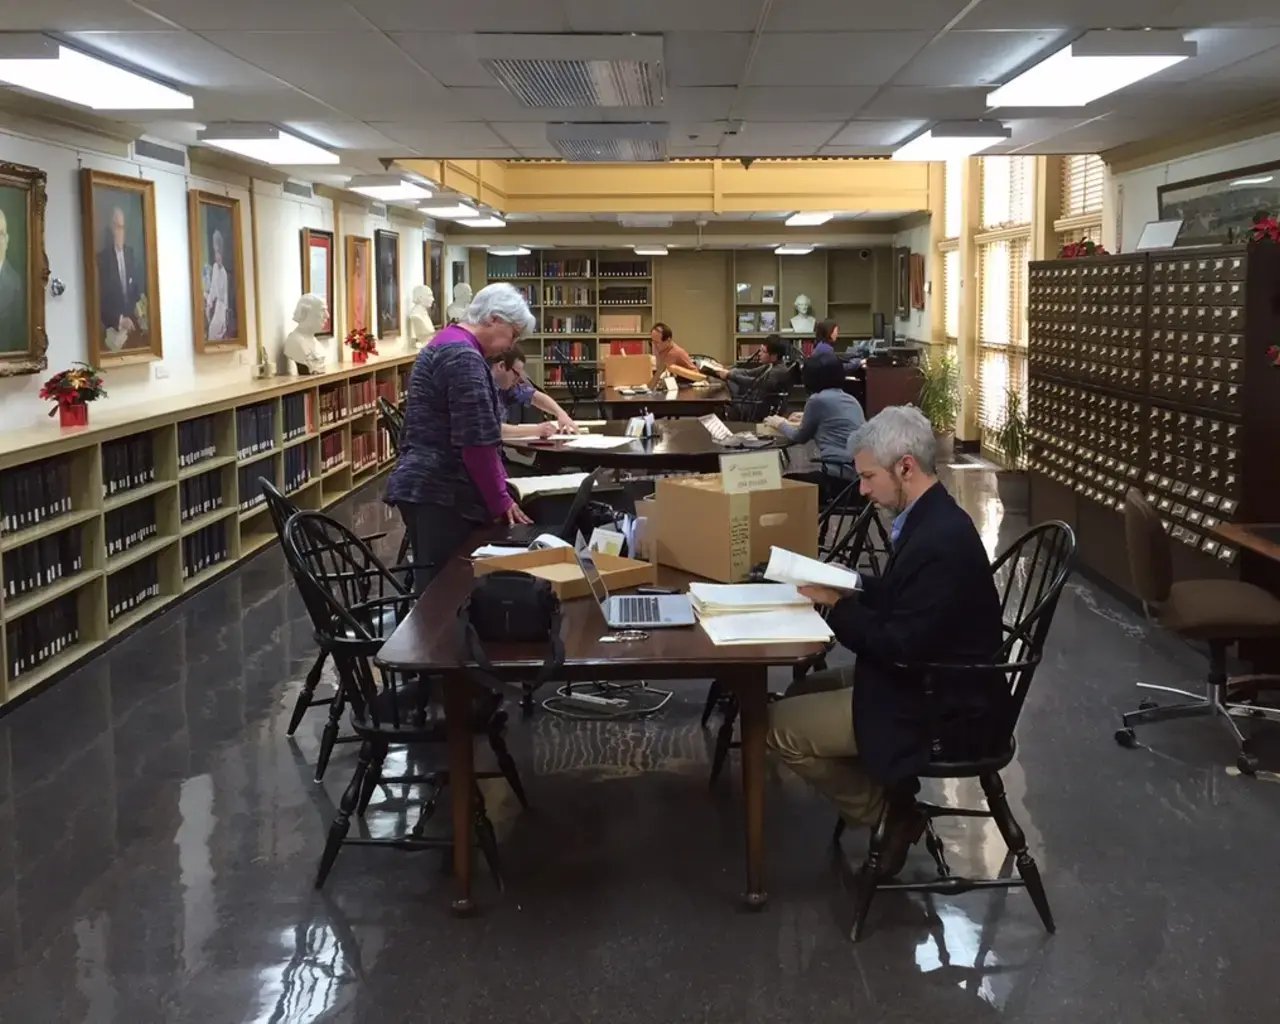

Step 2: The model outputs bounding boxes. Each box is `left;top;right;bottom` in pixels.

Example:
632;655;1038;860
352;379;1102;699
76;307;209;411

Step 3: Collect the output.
152;362;169;380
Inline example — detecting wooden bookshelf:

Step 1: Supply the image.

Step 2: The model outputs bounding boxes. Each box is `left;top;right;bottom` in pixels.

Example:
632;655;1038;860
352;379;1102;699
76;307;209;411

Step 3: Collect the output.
0;352;415;710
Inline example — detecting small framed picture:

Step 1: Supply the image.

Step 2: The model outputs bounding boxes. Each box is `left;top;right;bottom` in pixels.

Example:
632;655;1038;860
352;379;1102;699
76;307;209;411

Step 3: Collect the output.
761;284;777;304
300;227;335;338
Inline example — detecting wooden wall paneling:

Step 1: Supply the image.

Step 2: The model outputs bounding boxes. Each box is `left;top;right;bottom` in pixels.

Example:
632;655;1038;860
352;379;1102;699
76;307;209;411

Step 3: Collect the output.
656;250;732;363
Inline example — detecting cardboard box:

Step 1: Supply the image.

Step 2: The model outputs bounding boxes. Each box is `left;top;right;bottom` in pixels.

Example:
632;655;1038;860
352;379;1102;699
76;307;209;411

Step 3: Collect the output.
473;547;656;600
655;475;818;582
603;353;654;387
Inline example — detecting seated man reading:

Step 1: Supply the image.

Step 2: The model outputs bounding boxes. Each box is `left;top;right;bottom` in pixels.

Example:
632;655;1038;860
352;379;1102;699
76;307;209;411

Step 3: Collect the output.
767;405;1007;876
707;334;795;398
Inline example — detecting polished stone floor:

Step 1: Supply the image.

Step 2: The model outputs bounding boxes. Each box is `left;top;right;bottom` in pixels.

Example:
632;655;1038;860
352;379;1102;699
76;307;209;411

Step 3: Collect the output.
2;470;1280;1023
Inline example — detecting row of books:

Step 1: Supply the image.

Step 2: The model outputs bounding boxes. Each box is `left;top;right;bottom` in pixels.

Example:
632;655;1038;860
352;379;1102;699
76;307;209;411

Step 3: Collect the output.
544;364;592;385
738;311;779;333
181;522;228;580
599;286;650;306
284;445;311;494
180;470;223;523
546;341;593;362
376;379;397;407
237;402;276;459
7;594;79;680
350;379;376;414
397;369;411;397
543;258;592;279
486;255;539;278
238;465;270;513
3;527;83;600
377;428;392;464
318;386;349;425
106;499;157;556
599;261;650;278
321;433;345;471
543;285;593;306
0;459;73;535
108;556;160;623
282;392;314;442
543;316;595;335
509;284;537;305
351;432;378;472
102;434;155;498
179;415;218;468
606;339;646;356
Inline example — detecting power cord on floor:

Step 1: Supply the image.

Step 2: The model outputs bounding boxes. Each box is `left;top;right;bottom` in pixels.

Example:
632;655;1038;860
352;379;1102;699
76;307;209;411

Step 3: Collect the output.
540;679;673;720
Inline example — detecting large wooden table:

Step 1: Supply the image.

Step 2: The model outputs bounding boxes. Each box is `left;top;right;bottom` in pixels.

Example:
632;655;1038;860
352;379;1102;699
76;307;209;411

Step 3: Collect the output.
599;384;731;420
376;530;825;913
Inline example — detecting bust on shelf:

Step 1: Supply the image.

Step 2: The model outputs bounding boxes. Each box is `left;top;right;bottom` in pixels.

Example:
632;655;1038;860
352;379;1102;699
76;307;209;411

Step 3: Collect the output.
408;284;436;347
790;293;816;334
445;282;472;324
284;294;329;375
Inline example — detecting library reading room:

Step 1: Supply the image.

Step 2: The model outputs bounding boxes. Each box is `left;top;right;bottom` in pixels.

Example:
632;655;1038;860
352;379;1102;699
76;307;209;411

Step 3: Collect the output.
2;3;1280;1021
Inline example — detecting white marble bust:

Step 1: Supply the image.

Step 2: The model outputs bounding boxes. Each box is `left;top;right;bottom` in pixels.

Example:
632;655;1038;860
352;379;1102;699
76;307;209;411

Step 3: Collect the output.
445;281;472;324
284;294;329;374
790;293;816;334
408;284;436;347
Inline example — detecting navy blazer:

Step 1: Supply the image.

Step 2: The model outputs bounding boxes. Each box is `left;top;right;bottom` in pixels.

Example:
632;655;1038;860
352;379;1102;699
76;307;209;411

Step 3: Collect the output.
826;482;1008;784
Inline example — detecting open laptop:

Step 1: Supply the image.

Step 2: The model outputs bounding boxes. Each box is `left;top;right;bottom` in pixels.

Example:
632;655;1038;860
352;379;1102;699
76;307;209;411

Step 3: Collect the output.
500;468;601;546
576;548;696;628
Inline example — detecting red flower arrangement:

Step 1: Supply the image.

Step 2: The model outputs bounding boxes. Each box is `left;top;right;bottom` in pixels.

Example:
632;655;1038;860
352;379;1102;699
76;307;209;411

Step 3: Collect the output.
39;362;107;426
1059;239;1110;259
1248;211;1280;244
344;328;377;364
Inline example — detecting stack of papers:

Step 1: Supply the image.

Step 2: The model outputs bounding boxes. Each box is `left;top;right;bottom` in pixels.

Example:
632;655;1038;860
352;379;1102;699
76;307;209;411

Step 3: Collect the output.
688;582;809;616
562;435;635;450
764;547;861;593
471;533;574;559
687;581;833;646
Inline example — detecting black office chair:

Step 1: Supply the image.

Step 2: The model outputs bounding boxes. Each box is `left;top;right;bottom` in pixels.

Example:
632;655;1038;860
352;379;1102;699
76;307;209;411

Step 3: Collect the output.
564;364;602;419
376;396;403;452
281;511;525;891
843;520;1075;941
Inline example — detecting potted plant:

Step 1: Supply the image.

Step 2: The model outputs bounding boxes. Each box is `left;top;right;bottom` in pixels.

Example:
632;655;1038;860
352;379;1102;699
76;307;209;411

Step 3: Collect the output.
916;351;959;459
345;328;377;365
40;362;107;427
993;384;1029;513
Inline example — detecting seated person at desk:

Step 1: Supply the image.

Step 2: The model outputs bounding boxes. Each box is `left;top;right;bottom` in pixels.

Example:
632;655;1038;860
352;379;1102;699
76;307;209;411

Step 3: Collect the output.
706;334;795;397
812;318;839;355
385;283;537;590
491;345;579;439
767;406;1006;875
650;322;697;384
767;351;864;485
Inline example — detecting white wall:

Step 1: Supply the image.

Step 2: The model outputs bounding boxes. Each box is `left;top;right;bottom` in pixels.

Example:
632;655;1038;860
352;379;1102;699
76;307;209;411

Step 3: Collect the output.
1105;131;1280;253
892;221;931;342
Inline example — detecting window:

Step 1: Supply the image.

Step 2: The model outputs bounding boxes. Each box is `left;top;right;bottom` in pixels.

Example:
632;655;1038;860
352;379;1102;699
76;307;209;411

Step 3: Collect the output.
976;237;1029;429
980;156;1034;230
944;249;960;341
1061;154;1105;218
944;159;964;239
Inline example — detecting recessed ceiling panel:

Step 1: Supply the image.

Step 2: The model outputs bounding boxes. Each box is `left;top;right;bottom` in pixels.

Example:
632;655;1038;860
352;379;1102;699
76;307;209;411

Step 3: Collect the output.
350;0;572;32
894;30;1067;88
139;0;370;32
857;87;991;119
665;33;752;88
737;87;876;122
750;32;929;86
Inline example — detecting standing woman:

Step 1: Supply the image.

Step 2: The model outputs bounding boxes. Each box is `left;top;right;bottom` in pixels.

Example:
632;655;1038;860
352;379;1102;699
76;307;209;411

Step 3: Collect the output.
385;283;537;590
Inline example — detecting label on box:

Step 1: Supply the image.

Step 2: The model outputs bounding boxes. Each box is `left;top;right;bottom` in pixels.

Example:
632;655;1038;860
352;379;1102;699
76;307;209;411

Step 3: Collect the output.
719;450;782;494
726;492;752;581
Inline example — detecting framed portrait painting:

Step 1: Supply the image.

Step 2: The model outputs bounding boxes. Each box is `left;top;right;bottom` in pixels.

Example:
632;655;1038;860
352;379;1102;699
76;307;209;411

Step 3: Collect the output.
187;190;248;352
374;228;400;339
895;247;910;320
81;169;162;366
424;238;443;325
300;227;334;338
345;235;373;339
0;160;50;377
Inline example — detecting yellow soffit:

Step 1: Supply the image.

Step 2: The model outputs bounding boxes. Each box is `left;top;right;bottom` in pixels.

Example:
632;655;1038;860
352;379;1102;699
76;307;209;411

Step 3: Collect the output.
396;158;934;216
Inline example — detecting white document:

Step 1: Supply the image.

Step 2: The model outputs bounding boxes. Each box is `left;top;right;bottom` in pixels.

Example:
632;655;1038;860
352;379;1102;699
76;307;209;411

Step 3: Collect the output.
687;582;809;615
588;526;625;556
563;435;635;450
530;533;573;550
699;607;834;646
470;544;530;559
507;471;589;501
764;546;862;594
698;414;734;442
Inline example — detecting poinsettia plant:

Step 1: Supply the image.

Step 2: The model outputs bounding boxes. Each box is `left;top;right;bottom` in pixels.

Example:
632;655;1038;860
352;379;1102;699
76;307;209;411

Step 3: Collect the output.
38;362;106;414
1059;239;1110;259
1248;211;1280;244
344;328;377;355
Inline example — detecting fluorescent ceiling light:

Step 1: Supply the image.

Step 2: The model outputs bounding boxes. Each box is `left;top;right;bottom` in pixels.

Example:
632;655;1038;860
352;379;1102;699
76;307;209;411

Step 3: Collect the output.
776;245;815;256
891;121;1010;161
347;175;433;201
785;212;834;227
0;37;192;110
489;246;530;256
420;202;480;220
197;123;338;164
987;31;1195;109
459;216;506;228
1230;176;1274;187
633;246;668;256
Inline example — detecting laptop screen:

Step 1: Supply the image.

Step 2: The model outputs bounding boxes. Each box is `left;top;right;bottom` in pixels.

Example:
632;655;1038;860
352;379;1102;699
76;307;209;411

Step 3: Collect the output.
576;548;611;606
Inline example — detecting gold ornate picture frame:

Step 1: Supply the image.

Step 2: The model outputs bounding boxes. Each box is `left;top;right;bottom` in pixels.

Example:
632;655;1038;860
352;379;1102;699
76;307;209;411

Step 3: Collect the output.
187;189;249;353
0;160;50;377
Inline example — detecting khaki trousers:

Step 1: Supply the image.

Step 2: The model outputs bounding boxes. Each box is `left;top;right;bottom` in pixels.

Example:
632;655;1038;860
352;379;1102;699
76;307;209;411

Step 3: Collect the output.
766;664;886;826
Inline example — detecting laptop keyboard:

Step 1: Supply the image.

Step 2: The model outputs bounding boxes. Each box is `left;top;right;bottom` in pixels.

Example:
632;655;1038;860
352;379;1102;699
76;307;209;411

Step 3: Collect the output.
617;595;662;623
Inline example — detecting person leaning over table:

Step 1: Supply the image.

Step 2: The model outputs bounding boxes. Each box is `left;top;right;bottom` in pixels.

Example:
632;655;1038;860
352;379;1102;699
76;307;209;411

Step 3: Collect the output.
491;345;579;439
384;282;537;592
766;405;1007;878
767;350;864;489
705;334;795;397
650;322;697;383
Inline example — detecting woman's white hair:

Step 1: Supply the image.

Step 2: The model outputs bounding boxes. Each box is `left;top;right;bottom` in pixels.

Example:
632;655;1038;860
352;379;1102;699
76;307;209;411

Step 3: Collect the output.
848;404;938;475
466;282;537;338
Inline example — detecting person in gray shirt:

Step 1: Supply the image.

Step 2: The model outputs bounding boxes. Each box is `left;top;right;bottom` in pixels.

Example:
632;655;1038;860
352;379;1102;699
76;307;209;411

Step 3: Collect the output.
768;350;866;489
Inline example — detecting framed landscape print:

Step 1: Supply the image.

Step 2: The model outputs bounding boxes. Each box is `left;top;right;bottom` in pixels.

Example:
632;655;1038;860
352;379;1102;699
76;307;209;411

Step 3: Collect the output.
1158;160;1280;246
81;169;162;366
187;190;248;352
344;235;373;338
300;227;334;338
0;160;50;377
374;228;400;339
424;238;443;326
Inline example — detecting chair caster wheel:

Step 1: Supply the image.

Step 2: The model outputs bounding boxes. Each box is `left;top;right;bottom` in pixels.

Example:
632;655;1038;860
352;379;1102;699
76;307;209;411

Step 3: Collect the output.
1237;752;1259;776
1114;727;1137;748
1137;699;1158;711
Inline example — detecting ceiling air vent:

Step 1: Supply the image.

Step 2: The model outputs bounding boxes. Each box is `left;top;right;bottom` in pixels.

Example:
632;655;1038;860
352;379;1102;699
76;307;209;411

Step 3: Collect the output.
546;122;668;163
475;34;663;109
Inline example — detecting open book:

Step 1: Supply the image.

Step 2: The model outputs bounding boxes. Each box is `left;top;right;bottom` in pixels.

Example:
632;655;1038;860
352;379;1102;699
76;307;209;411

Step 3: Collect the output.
507;472;589;502
764;547;862;594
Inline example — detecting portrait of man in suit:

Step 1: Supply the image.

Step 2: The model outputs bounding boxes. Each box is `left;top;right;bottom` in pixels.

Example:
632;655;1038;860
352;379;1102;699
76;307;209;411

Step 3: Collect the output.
0;191;29;354
94;194;150;353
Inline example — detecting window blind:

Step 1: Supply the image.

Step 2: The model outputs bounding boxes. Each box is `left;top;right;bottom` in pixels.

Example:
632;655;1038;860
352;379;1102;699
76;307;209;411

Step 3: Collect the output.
976;237;1029;428
944;249;960;340
1061;154;1105;218
980;155;1034;230
944;159;963;239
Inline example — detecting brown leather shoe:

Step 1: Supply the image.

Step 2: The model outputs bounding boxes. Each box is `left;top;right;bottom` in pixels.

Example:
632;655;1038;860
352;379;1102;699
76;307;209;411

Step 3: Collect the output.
875;805;926;879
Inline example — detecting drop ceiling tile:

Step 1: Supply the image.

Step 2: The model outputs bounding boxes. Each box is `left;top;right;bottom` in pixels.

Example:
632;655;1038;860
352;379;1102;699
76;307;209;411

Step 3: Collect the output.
894;30;1067;88
0;2;173;30
665;33;752;87
349;0;572;32
955;0;1173;30
283;121;404;150
69;31;280;89
489;123;555;148
562;0;764;32
828;120;927;146
858;86;991;119
669;123;730;145
737;87;876;121
140;0;370;32
665;87;738;121
388;33;493;87
1167;0;1280;26
819;145;895;156
1200;45;1280;83
751;32;928;86
189;89;338;121
370;122;509;151
1148;29;1280;84
771;0;975;32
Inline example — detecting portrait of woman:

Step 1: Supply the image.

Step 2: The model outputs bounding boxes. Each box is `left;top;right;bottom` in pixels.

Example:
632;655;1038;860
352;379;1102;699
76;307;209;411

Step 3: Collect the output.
0;159;48;376
345;235;373;337
186;189;246;351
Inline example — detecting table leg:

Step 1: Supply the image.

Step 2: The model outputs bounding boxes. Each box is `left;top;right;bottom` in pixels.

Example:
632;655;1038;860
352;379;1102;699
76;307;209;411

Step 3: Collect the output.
444;677;476;915
736;667;769;909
